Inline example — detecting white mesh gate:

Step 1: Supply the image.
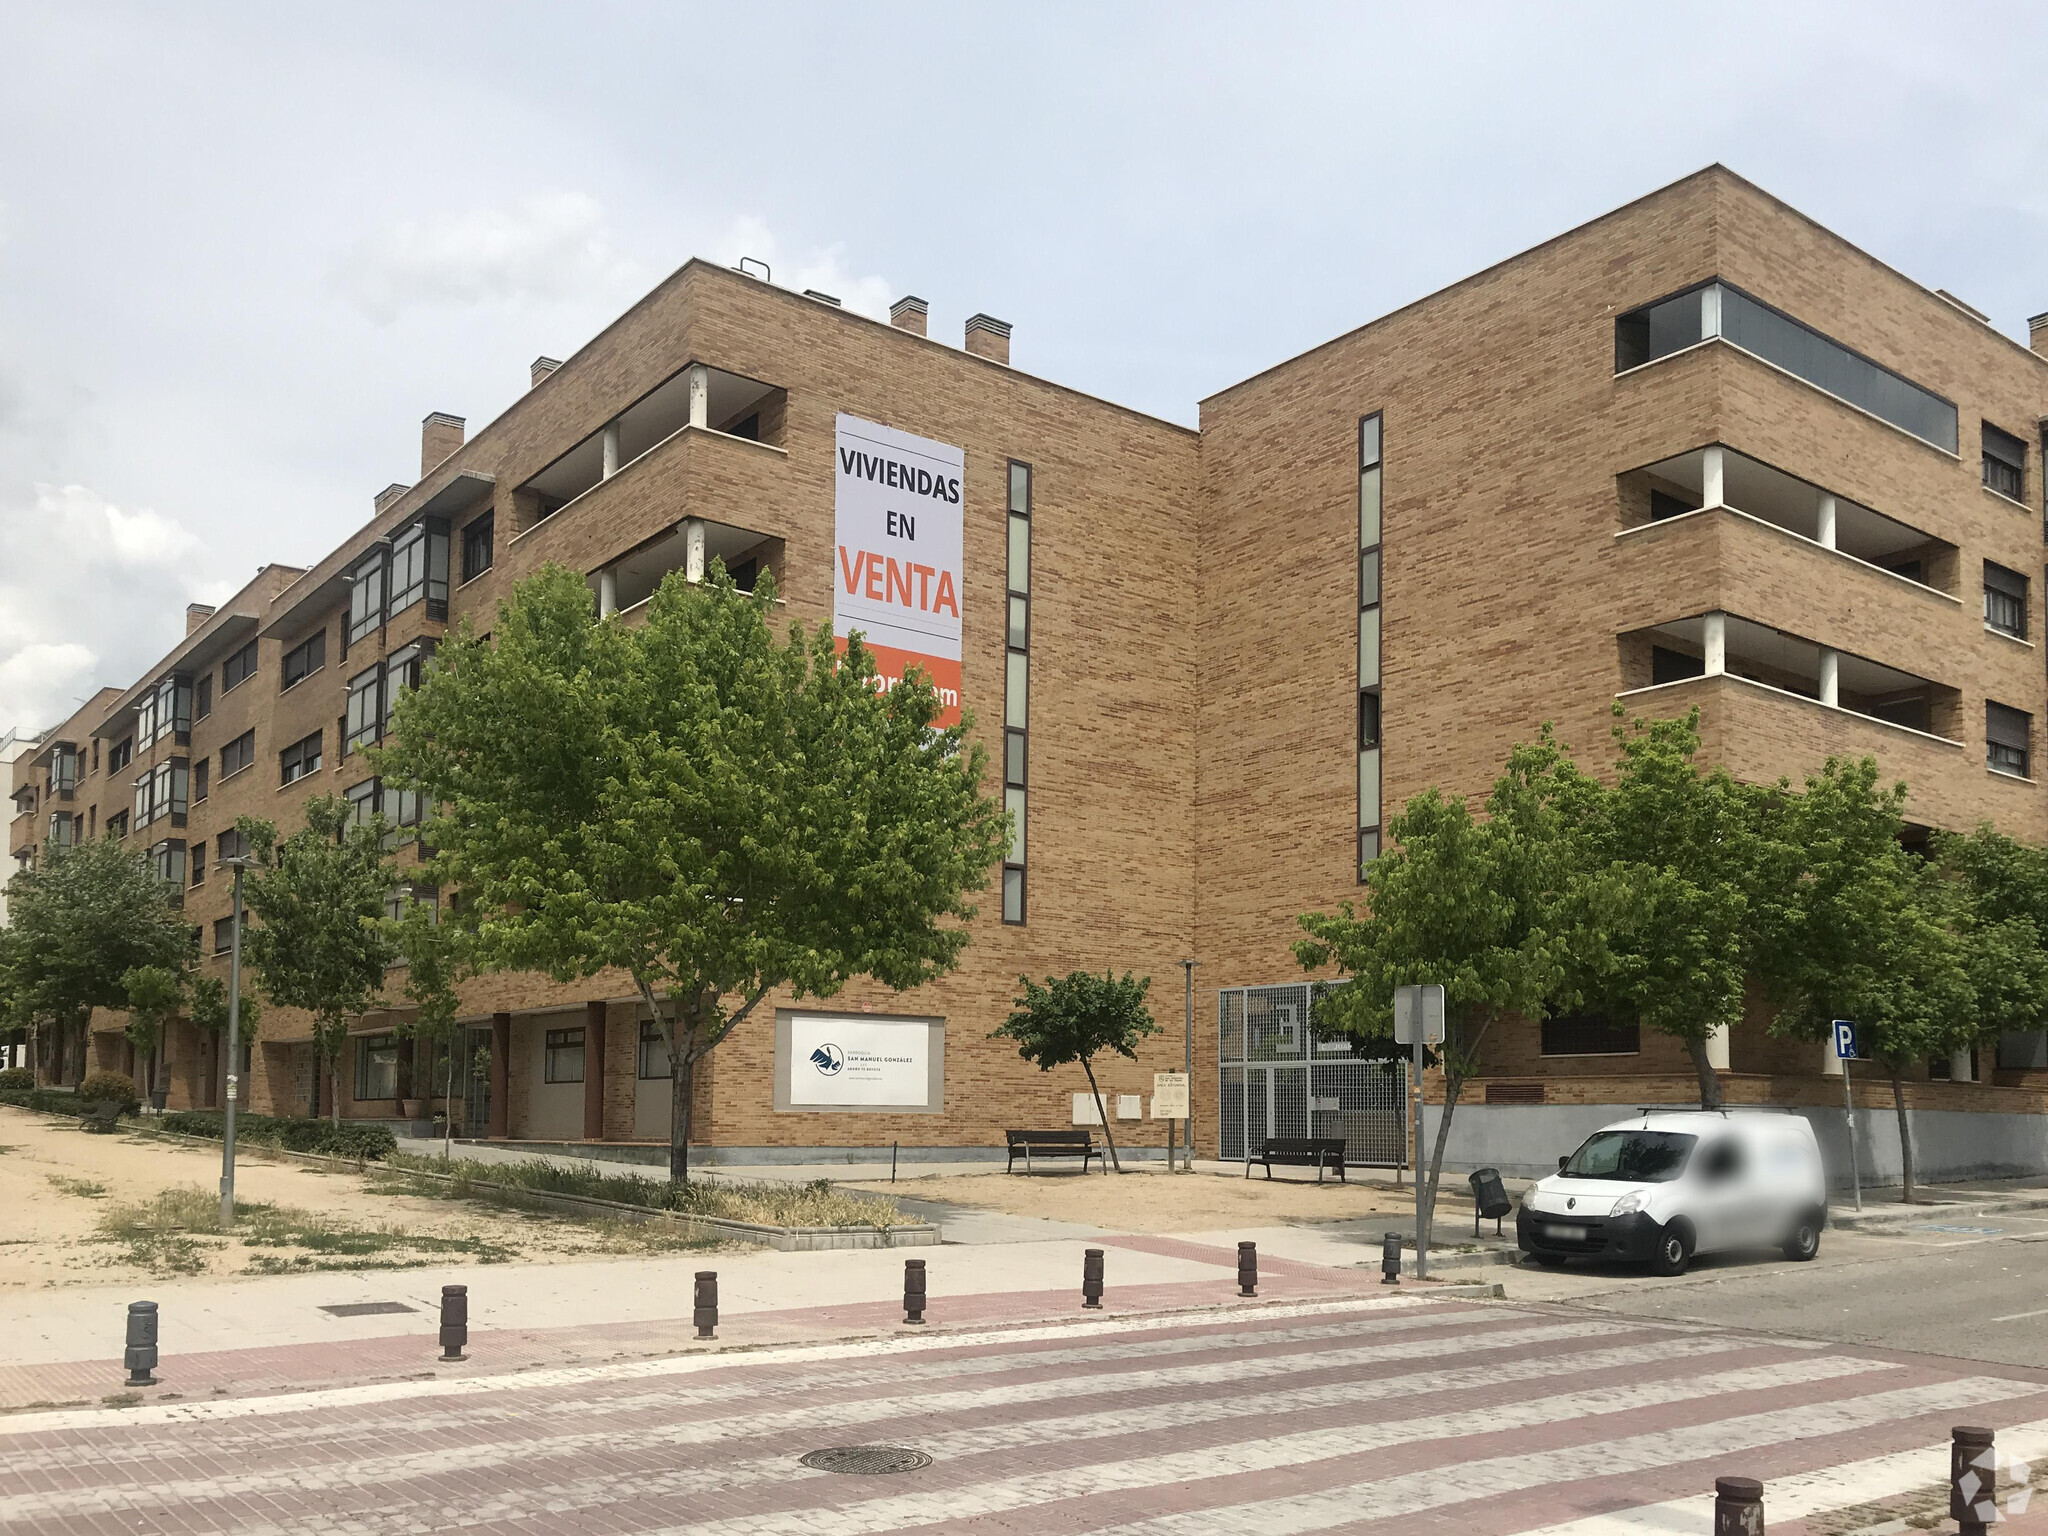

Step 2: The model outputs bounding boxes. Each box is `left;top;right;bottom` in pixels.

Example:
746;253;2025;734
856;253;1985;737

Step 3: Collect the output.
1218;983;1409;1167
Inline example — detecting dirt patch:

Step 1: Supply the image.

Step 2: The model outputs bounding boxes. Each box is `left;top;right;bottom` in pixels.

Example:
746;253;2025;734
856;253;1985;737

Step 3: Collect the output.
0;1105;721;1287
852;1165;1439;1233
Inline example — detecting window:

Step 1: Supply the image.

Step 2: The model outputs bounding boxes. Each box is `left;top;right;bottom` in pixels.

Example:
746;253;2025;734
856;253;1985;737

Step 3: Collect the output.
221;728;256;779
1986;561;2029;639
106;809;129;840
134;675;191;749
1650;489;1696;522
190;841;205;886
638;1019;671;1079
281;629;325;689
1614;281;1959;453
48;812;76;848
388;518;450;620
383;641;433;735
1541;1012;1640;1056
50;743;79;793
384;784;424;847
280;730;323;785
216;826;250;863
108;737;133;773
347;550;386;646
1357;412;1384;880
134;760;189;828
194;673;212;721
353;1034;400;1101
1988;701;2032;778
150;839;186;888
345;666;382;753
213;916;237;955
1984;422;2027;501
461;512;495;584
345;777;380;828
1003;460;1031;924
192;758;208;803
1652;645;1706;685
222;640;258;692
544;1027;585;1084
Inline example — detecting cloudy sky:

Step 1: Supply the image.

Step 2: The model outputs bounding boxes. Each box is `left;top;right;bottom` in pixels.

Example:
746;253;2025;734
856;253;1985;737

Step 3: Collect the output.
5;2;2047;734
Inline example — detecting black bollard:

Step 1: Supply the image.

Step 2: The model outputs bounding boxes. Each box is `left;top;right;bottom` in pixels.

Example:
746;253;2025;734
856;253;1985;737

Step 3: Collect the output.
694;1270;719;1340
1712;1476;1764;1536
1381;1232;1403;1285
438;1284;468;1362
1237;1241;1258;1297
123;1300;158;1387
1952;1425;1997;1535
1082;1248;1105;1309
903;1258;927;1325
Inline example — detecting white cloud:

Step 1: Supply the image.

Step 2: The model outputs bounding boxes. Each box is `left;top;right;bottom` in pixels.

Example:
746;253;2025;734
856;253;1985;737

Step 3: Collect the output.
332;191;645;324
711;216;894;321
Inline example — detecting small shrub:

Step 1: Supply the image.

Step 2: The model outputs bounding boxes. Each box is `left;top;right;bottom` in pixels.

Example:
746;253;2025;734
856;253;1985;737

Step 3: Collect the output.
0;1086;82;1115
160;1110;394;1161
0;1067;33;1090
78;1072;140;1114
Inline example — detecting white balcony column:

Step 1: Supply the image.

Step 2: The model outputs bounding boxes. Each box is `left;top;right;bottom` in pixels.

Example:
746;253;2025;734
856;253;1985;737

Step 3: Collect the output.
688;365;710;430
1702;610;1728;677
684;518;706;584
601;421;622;480
1816;492;1838;550
1821;1039;1844;1077
1819;647;1841;708
1705;1022;1731;1072
598;567;619;618
1701;444;1726;509
1949;1045;1976;1084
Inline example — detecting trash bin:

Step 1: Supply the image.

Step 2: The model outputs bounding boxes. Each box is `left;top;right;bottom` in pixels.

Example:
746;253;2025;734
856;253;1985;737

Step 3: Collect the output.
1468;1166;1512;1236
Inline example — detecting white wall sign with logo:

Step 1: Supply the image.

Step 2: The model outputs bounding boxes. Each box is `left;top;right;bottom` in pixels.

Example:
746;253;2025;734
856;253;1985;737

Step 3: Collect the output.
833;413;966;728
783;1013;938;1110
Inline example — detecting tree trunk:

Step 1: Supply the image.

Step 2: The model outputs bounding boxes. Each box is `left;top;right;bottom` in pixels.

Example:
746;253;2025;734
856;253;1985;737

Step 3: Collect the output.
329;1049;341;1126
154;1021;171;1102
1419;1070;1465;1255
1685;1035;1724;1109
1081;1058;1121;1172
670;1041;695;1183
444;1038;456;1160
1891;1071;1915;1205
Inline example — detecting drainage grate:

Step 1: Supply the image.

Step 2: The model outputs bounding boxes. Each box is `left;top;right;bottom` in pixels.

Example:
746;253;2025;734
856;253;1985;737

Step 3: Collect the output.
319;1302;418;1317
799;1446;933;1476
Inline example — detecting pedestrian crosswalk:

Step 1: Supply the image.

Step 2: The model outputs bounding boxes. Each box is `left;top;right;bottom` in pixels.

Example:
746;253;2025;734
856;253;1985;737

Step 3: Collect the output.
1;1294;2038;1534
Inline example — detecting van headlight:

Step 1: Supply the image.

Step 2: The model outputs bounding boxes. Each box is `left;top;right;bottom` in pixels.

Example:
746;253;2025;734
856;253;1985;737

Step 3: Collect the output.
1610;1192;1646;1216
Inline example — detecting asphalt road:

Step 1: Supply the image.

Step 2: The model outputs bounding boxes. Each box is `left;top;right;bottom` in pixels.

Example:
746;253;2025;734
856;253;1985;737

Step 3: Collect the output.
1507;1210;2048;1367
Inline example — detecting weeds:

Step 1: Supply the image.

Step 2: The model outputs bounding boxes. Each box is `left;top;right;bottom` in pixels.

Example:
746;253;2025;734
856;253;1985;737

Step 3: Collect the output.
46;1175;107;1199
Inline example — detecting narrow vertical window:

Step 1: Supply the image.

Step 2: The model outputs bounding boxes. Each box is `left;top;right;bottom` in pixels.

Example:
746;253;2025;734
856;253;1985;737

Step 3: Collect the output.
1004;460;1032;924
1358;413;1384;879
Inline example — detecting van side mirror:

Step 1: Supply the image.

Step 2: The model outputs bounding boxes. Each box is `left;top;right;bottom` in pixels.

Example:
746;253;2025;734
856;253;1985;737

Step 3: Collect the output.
1557;1155;1569;1173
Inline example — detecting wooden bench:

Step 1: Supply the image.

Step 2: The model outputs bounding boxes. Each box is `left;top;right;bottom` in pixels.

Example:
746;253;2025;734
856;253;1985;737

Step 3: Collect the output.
1245;1136;1347;1183
1006;1129;1099;1174
79;1100;124;1134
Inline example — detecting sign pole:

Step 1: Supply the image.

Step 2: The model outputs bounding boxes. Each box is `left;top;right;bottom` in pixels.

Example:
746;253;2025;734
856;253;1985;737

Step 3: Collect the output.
219;859;245;1228
1180;959;1197;1173
1413;1033;1427;1281
1834;1020;1862;1213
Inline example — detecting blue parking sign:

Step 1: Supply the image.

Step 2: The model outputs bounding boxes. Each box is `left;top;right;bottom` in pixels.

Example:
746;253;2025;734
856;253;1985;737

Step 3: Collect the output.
1833;1020;1858;1060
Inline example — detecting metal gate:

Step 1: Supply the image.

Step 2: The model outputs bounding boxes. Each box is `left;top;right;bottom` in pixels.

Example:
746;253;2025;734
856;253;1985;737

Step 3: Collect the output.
1219;983;1408;1167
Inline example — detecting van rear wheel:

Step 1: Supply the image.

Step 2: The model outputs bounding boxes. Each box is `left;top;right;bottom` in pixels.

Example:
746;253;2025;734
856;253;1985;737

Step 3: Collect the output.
1783;1212;1821;1262
1649;1223;1693;1277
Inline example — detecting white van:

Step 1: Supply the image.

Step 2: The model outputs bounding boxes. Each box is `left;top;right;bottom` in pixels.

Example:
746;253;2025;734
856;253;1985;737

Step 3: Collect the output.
1516;1110;1827;1275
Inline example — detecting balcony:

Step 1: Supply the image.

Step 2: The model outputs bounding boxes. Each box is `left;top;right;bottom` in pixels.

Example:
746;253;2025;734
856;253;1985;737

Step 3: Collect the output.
591;519;783;619
10;811;35;861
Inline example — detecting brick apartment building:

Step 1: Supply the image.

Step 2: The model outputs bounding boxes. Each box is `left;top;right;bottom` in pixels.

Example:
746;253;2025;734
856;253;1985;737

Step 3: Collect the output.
12;164;2048;1179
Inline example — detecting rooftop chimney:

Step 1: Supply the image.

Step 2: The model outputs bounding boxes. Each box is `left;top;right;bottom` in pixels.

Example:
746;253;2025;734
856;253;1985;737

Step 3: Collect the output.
185;603;216;636
421;412;465;476
531;356;563;387
2031;312;2048;359
890;295;929;337
803;289;841;306
964;313;1011;365
374;483;409;513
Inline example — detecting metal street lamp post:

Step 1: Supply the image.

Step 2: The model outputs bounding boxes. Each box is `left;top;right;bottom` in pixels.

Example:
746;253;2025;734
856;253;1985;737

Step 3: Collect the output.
1179;959;1198;1172
218;855;250;1228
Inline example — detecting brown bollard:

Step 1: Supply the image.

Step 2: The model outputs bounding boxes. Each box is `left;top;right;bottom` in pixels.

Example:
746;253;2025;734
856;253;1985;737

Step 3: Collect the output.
1952;1425;1997;1534
1712;1476;1763;1536
693;1270;718;1340
1237;1241;1257;1297
437;1284;468;1362
903;1258;927;1325
1082;1248;1105;1309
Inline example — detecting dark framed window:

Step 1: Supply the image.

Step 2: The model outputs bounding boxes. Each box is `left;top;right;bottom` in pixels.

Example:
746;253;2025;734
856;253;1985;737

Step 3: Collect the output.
353;1034;399;1101
281;629;325;690
1003;460;1031;924
149;839;186;888
1357;412;1384;880
1652;645;1706;685
1985;561;2028;639
347;550;386;646
1988;700;2032;778
192;758;209;803
637;1019;671;1079
345;777;380;828
221;728;256;779
1541;1012;1641;1056
1650;489;1696;522
345;666;382;753
108;736;133;773
212;916;236;955
1984;422;2027;501
190;841;205;886
461;512;495;584
544;1027;585;1084
106;809;129;840
216;826;249;863
383;641;433;735
280;730;323;785
388;518;450;619
1358;689;1381;750
222;640;259;692
194;673;212;721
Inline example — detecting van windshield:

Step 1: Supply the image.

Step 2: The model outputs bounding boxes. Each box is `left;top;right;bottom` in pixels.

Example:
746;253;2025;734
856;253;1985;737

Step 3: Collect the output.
1561;1130;1696;1182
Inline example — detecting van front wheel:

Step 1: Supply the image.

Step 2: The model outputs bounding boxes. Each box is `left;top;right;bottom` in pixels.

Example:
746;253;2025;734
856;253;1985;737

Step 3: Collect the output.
1650;1222;1693;1277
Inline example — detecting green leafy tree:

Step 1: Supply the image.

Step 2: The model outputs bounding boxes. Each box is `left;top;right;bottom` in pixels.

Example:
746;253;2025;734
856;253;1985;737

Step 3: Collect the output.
1932;824;2048;1054
376;563;1008;1181
993;970;1160;1172
0;836;190;1086
122;963;189;1103
1297;727;1590;1249
388;898;469;1156
238;798;397;1123
189;974;262;1106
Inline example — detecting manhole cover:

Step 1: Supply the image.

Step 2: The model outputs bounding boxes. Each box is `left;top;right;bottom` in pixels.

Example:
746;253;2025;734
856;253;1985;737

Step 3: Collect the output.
798;1446;933;1476
319;1302;417;1317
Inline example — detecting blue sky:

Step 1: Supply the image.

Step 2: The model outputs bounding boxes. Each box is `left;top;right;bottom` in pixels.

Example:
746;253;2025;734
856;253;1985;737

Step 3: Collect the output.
3;1;2045;730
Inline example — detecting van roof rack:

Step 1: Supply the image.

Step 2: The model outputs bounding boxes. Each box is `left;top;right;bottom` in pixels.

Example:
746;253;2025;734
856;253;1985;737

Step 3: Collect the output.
1630;1105;1797;1117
